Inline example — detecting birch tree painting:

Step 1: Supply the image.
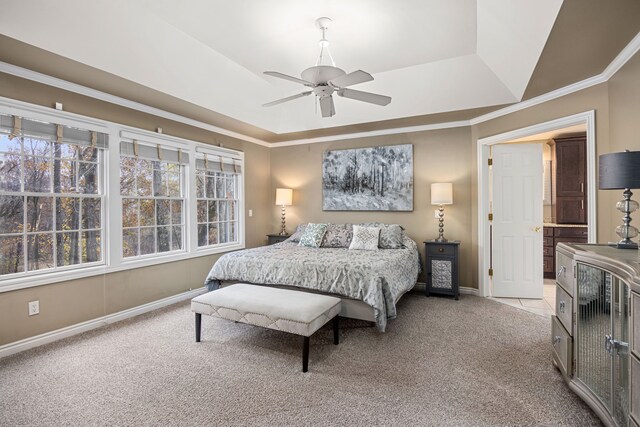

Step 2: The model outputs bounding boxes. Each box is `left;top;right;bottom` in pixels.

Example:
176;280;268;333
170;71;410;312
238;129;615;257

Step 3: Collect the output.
322;144;413;211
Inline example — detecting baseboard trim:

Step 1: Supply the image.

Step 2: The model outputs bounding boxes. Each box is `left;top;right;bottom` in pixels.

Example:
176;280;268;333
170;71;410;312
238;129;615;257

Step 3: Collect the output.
459;286;479;296
0;287;207;360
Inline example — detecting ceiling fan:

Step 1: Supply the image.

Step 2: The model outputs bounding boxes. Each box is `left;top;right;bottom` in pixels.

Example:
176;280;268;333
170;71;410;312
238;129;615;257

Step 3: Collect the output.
262;17;391;118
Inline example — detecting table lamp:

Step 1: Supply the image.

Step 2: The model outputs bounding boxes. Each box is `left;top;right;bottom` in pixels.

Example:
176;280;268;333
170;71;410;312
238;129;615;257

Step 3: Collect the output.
275;188;293;236
598;150;640;249
431;183;453;242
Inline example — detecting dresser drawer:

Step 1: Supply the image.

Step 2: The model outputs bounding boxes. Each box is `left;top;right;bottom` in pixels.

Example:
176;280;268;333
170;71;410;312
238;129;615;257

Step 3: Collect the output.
543;236;554;247
632;355;640;426
552;316;572;377
554;227;588;238
426;244;455;257
556;251;573;296
543;246;554;257
556;285;573;334
543;227;554;237
633;292;639;359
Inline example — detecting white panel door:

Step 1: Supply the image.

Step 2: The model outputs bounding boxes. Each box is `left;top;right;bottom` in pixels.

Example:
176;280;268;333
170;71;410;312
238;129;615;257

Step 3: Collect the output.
492;143;543;298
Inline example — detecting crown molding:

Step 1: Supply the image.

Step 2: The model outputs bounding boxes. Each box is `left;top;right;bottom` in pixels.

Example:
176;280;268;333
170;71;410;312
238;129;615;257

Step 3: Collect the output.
0;30;638;147
269;120;470;147
470;31;640;126
0;62;271;147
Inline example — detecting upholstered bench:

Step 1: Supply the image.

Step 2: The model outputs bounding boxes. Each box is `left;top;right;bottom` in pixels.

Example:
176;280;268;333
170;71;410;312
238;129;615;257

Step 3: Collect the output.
191;283;341;372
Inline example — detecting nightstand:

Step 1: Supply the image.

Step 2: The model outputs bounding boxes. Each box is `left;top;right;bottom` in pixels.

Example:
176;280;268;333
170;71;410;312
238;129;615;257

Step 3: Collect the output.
424;240;460;300
267;234;290;245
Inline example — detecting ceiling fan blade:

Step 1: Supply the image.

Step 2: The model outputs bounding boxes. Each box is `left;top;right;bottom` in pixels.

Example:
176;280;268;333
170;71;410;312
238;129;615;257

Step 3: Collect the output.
262;91;312;107
329;70;373;88
264;71;313;86
319;96;335;118
337;88;391;106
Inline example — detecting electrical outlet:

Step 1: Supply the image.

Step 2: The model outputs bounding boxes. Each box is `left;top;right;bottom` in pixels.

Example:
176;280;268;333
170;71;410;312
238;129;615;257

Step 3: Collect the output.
248;209;253;217
28;300;39;316
434;209;440;219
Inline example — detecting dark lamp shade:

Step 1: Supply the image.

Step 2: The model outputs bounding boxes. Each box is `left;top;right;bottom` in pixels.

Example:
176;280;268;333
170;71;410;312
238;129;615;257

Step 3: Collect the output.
598;151;640;190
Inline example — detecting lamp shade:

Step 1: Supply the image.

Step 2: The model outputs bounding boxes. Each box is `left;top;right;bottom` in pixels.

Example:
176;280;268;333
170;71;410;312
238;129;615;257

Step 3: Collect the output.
431;183;453;205
275;188;293;206
599;151;640;189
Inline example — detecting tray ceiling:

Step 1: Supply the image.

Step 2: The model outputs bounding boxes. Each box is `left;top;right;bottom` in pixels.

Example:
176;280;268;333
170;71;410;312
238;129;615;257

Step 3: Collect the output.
0;0;564;135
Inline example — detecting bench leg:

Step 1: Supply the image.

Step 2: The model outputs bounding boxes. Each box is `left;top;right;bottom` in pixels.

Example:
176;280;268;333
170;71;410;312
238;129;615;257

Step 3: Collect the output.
333;316;339;345
195;313;202;342
302;336;309;373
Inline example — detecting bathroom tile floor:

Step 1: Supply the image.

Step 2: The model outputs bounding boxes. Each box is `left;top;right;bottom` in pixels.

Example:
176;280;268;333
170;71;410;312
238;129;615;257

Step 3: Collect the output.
492;279;556;317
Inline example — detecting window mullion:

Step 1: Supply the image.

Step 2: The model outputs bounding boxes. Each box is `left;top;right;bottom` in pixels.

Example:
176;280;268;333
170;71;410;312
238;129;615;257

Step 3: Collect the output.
187;147;197;253
106;126;122;267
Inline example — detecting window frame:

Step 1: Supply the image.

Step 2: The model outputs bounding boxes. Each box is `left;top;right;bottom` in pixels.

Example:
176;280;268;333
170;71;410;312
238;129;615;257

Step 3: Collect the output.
0;119;107;280
195;159;242;249
0;97;245;292
119;148;187;260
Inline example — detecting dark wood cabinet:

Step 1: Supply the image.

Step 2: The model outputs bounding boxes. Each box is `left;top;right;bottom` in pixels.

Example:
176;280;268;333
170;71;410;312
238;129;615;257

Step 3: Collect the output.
553;136;587;224
267;234;290;245
542;226;587;278
424;241;460;300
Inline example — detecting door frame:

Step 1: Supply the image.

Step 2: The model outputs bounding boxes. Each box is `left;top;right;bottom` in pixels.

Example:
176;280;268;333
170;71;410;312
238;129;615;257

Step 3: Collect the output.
477;110;597;297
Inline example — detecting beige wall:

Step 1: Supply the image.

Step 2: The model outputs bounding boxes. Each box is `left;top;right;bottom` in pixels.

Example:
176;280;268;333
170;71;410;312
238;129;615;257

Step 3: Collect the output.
271;127;475;288
270;51;640;294
0;74;272;346
2;50;639;347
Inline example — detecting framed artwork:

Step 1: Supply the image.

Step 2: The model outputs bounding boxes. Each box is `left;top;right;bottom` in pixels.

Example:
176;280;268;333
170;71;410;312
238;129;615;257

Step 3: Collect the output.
322;143;413;211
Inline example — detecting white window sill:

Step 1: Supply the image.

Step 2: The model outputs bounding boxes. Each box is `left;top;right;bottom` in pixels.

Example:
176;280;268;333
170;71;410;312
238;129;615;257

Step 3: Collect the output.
0;243;244;293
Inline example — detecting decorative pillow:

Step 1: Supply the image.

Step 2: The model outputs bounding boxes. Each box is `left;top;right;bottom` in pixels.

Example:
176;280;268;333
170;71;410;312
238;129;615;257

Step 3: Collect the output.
298;223;328;248
289;224;307;242
359;222;404;249
348;225;381;251
321;224;353;248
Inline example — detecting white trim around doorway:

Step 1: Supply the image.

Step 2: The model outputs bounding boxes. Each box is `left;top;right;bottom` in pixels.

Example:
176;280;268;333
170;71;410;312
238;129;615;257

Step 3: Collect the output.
477;110;597;297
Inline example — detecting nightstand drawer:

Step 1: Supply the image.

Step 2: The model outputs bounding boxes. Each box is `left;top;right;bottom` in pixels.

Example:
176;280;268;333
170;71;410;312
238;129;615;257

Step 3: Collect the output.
427;244;455;257
424;240;460;300
267;234;290;245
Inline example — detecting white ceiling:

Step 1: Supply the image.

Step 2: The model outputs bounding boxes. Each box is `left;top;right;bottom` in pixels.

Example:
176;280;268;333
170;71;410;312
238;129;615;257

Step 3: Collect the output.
0;0;563;135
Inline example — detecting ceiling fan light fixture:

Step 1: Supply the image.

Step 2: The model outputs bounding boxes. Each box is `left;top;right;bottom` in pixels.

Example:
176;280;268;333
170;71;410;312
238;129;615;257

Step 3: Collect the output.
261;16;391;116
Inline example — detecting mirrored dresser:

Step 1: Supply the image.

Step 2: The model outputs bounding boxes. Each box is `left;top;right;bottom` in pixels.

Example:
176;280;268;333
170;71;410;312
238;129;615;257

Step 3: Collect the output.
553;243;639;427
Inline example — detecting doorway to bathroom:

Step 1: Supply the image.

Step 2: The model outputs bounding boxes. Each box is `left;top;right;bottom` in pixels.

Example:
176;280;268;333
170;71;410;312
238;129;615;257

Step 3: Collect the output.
477;111;597;302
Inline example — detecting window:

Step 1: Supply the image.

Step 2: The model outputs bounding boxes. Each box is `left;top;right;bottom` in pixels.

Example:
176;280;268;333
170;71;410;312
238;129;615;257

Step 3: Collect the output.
119;141;188;258
0;101;245;290
0;115;107;277
195;154;241;247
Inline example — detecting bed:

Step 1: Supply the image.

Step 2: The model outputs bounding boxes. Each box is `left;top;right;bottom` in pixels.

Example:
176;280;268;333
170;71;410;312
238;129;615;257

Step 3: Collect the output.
204;234;420;332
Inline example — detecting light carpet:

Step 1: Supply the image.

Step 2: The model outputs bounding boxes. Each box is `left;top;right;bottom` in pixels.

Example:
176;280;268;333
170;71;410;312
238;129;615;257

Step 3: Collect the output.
0;292;600;426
